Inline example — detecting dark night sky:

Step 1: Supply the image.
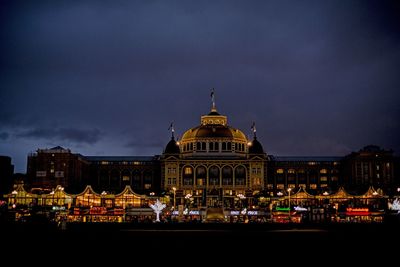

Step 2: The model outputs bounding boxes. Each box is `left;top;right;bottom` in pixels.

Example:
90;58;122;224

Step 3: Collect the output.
1;0;399;173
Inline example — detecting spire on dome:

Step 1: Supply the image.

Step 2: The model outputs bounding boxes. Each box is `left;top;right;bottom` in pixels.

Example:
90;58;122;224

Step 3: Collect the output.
168;122;175;139
210;88;217;112
251;122;257;139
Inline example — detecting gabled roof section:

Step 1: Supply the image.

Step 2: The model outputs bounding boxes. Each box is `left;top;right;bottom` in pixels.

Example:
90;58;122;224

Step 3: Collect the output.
76;185;101;197
114;185;147;198
289;187;316;199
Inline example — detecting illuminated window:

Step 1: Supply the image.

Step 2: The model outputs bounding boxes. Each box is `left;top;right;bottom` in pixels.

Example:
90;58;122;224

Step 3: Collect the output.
298;169;305;174
167;168;176;174
376;165;380;170
320;176;328;182
167;178;172;185
288;169;295;174
122;175;130;181
320;169;327;174
386;163;390;168
277;184;284;189
276;169;284;174
308;162;316;165
144;184;151;189
101;161;109;165
310;184;317;189
184;167;193;175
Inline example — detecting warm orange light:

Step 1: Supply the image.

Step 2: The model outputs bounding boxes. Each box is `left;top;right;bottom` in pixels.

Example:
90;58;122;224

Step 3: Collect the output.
346;208;369;212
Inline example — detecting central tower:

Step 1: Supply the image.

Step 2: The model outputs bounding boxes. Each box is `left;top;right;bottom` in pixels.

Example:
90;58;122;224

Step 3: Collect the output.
161;91;266;210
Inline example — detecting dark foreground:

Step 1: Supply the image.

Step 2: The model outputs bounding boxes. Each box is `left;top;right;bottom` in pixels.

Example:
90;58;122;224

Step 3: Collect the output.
1;221;399;264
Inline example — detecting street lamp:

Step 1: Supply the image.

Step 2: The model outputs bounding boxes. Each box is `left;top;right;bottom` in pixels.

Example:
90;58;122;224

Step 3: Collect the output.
172;187;177;211
11;190;17;208
236;193;246;210
287;188;292;222
185;193;192;210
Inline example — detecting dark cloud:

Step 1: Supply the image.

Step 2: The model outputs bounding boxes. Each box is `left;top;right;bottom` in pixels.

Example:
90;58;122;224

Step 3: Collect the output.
16;127;101;144
1;0;399;172
0;132;9;140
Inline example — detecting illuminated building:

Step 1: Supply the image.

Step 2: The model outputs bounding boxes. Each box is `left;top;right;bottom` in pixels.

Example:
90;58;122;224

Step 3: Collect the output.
24;94;399;202
161;100;266;208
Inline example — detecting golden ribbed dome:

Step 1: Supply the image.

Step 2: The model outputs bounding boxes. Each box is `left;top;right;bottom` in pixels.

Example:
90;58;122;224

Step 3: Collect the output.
181;125;247;143
181;108;247;143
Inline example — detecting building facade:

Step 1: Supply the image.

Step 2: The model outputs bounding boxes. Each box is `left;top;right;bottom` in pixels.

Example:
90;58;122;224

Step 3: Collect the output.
24;100;399;205
0;156;14;196
161;104;266;208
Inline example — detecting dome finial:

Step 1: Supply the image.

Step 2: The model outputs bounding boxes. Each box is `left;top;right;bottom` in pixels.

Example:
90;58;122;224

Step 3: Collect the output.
251;121;257;139
210;88;217;112
168;121;175;139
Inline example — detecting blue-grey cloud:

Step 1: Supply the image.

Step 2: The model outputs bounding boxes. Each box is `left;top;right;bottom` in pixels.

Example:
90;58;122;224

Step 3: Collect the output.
0;132;9;140
16;127;101;144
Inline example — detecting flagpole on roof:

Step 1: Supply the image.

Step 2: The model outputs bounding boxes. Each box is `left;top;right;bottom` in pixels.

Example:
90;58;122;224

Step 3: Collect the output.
168;121;175;139
210;88;216;111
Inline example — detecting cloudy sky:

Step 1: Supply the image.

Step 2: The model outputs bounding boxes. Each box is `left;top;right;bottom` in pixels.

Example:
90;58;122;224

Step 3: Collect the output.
1;0;399;172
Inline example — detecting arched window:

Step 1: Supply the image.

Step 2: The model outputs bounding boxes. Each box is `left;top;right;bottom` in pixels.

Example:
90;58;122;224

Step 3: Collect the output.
215;142;219;151
222;142;227;151
208;166;220;186
183;166;194;185
201;142;206;151
196;166;206;186
209;142;214;151
222;166;233;185
235;166;246;186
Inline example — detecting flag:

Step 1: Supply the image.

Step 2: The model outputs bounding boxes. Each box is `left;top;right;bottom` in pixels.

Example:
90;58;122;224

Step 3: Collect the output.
168;122;174;131
251;122;256;132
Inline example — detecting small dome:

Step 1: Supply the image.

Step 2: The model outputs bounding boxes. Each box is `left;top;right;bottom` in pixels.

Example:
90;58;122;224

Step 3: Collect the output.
164;138;180;154
249;138;264;154
208;111;221;116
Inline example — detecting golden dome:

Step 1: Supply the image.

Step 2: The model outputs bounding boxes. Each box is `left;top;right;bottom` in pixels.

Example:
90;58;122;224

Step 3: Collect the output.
180;110;247;143
181;125;247;142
